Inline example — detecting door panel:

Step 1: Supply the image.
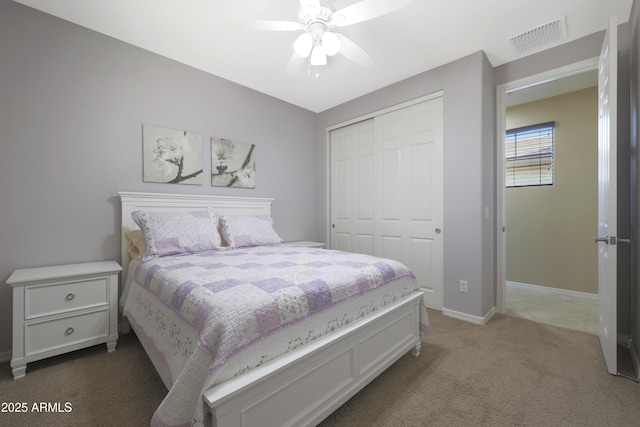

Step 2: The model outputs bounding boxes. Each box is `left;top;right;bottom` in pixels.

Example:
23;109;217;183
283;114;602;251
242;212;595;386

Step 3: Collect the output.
357;156;374;220
335;232;351;252
330;119;375;255
374;99;444;310
597;16;618;375
408;237;433;293
381;235;402;260
356;234;374;256
409;143;432;221
381;148;402;220
336;159;350;220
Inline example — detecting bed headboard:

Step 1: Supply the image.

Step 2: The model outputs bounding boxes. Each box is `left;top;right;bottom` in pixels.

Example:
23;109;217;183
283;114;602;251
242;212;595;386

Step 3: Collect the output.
118;191;273;281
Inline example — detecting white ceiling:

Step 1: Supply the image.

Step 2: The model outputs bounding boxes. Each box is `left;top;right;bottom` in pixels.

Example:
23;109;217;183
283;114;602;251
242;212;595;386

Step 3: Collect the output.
13;0;633;113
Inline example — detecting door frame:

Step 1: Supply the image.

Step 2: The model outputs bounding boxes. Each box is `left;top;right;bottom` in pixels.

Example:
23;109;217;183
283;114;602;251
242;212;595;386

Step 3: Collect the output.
324;90;444;247
495;58;599;314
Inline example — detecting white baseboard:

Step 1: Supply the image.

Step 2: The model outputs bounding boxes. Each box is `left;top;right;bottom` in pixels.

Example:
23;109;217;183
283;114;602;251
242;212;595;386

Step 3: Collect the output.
506;281;597;300
442;306;496;325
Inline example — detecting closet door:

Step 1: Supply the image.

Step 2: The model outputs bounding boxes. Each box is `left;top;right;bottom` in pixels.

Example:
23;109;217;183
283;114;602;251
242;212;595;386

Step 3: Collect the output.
329;97;443;310
374;98;443;310
330;119;376;255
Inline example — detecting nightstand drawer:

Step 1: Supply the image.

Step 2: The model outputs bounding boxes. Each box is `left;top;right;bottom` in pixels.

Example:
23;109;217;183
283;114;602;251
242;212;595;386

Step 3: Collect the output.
25;277;109;319
24;309;110;357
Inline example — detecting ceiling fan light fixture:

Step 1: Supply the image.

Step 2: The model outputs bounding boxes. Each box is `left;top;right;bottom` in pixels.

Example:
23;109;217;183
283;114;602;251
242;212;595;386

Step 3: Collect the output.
293;32;313;57
309;45;327;66
322;31;341;56
239;0;411;73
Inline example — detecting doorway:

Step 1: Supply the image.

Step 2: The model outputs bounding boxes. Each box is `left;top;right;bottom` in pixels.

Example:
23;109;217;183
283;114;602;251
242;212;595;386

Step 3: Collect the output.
496;58;600;318
503;69;599;333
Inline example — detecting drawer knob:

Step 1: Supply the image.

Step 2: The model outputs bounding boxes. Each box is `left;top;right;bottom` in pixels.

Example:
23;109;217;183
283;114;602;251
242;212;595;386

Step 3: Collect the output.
65;293;75;301
65;327;74;336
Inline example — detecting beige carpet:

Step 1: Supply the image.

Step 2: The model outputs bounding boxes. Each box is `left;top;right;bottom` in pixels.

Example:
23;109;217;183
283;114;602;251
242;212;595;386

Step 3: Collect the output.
1;310;639;427
505;283;599;335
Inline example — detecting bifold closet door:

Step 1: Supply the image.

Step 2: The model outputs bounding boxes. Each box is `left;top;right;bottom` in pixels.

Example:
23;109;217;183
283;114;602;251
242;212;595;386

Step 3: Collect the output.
330;97;443;310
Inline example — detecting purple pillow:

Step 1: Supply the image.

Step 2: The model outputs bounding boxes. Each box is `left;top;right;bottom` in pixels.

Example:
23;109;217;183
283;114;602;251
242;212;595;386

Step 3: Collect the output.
132;210;222;261
219;215;282;248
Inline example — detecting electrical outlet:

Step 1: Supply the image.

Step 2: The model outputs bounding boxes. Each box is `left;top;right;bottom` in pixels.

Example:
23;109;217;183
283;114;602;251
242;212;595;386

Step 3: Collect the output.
459;280;468;293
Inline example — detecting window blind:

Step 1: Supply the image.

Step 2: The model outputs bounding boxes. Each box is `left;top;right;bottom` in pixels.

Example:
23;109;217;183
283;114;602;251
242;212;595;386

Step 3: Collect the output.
505;122;554;187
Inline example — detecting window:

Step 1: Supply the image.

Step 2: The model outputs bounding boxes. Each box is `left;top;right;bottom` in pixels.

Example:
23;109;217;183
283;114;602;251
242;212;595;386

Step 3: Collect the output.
505;121;554;187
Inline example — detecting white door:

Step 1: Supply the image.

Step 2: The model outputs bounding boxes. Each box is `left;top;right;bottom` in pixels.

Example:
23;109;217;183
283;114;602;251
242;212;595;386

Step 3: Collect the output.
330;119;376;255
595;17;618;375
330;97;444;310
374;99;444;310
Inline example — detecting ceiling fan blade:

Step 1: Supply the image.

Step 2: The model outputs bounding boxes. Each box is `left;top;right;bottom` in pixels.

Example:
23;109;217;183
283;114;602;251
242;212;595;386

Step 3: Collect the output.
299;0;320;8
332;0;412;27
225;20;304;32
285;53;307;74
336;34;374;67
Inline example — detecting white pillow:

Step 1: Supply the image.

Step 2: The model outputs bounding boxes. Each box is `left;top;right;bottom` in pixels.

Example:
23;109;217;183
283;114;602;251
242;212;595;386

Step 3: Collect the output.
131;210;223;261
219;215;282;248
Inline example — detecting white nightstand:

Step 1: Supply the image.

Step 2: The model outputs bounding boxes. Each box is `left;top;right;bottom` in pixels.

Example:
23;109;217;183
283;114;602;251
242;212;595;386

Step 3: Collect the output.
7;260;121;379
281;241;326;249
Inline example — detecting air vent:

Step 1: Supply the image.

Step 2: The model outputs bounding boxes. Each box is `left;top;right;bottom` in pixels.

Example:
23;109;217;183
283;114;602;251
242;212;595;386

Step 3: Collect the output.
509;16;568;56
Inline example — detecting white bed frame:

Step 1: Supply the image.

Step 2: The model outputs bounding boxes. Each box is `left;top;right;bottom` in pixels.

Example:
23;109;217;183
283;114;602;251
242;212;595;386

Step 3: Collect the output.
119;191;423;427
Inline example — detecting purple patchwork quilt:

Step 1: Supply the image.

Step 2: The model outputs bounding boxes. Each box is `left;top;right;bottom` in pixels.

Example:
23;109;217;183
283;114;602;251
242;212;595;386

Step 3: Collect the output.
123;245;426;427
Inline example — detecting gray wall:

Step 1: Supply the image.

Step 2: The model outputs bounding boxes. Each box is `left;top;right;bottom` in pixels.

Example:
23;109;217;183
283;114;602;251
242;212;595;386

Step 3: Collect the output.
0;0;322;356
318;52;497;320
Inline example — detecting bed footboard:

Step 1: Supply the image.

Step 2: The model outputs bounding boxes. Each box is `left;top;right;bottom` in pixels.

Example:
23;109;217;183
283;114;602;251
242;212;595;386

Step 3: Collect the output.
203;291;423;427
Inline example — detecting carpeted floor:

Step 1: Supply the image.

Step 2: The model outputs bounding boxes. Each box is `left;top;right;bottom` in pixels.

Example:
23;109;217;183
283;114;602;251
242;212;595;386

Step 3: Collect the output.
0;331;165;427
505;283;599;335
1;310;639;427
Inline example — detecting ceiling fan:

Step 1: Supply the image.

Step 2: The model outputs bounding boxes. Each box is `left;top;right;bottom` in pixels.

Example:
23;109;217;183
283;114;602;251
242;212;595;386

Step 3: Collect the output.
230;0;413;74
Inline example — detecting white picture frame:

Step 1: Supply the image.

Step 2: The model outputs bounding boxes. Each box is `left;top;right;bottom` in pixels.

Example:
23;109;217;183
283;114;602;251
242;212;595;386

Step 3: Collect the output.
143;124;203;185
211;137;256;188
